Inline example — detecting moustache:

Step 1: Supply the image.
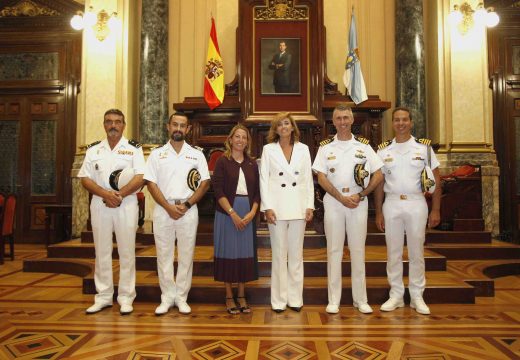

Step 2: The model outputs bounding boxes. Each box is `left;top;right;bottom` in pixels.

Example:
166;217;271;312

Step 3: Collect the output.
109;128;118;134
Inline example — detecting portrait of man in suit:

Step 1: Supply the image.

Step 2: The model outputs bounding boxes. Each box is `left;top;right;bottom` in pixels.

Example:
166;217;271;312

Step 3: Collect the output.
261;38;300;95
269;41;292;93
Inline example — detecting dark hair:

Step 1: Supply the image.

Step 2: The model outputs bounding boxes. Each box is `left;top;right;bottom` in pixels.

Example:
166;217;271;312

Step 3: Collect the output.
104;108;125;123
392;107;412;120
168;111;189;124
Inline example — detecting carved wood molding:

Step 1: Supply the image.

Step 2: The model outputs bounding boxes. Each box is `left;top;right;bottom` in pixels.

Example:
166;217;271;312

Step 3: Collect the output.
254;0;308;20
0;0;59;17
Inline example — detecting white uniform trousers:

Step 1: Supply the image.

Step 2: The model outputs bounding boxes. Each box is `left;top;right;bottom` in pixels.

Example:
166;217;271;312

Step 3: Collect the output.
323;194;369;307
153;204;198;305
90;195;138;306
383;195;428;299
268;219;306;309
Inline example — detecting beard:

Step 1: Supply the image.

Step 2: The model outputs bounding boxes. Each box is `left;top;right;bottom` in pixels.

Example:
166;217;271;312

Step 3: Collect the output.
171;131;184;142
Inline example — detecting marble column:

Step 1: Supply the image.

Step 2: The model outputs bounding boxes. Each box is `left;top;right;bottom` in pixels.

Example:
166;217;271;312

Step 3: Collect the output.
139;0;169;145
395;0;426;138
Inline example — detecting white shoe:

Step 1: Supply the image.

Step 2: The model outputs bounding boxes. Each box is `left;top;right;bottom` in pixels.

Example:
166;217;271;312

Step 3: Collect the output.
119;303;133;315
155;302;173;316
380;297;404;312
86;302;112;314
326;304;339;314
176;300;191;314
354;303;373;314
410;297;430;315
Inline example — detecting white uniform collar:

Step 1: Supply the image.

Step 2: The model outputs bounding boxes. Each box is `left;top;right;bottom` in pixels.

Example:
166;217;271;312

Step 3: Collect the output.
167;140;192;155
100;136;127;152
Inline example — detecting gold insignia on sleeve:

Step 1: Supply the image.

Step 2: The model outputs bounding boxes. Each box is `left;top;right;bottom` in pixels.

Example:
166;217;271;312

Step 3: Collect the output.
416;138;431;146
319;138;333;147
378;139;393;150
354;136;370;145
187;168;201;191
87;140;101;149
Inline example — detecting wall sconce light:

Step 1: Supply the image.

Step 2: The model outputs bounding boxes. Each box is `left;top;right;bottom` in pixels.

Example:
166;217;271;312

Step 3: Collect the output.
449;2;499;34
70;6;120;41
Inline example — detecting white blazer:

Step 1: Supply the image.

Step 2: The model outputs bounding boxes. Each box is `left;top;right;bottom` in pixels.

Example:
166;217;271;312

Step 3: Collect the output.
260;141;314;220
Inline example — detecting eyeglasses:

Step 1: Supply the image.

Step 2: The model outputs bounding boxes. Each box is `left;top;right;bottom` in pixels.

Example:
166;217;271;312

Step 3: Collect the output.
104;119;124;126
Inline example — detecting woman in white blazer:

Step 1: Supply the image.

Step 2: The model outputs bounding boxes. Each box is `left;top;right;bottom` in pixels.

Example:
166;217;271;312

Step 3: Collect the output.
260;112;314;312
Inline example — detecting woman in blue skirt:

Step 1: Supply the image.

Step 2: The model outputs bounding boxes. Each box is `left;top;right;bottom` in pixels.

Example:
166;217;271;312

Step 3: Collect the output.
213;124;260;314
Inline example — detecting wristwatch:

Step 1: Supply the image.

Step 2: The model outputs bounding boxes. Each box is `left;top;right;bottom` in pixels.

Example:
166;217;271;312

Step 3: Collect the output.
357;192;366;201
183;201;192;209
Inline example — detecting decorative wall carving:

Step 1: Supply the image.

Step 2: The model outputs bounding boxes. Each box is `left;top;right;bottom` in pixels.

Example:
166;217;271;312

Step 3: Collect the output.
254;0;308;20
0;0;59;17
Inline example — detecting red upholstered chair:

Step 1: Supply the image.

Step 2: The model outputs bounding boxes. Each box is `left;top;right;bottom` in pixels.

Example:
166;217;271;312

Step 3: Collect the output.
208;148;225;172
0;194;16;263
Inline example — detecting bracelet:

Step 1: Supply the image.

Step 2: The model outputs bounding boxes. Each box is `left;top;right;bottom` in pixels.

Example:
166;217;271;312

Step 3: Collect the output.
228;207;234;214
183;201;192;209
357;192;366;201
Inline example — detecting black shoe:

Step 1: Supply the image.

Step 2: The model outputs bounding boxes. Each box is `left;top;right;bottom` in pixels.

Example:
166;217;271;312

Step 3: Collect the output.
289;306;302;312
236;296;251;314
272;308;285;313
226;297;240;315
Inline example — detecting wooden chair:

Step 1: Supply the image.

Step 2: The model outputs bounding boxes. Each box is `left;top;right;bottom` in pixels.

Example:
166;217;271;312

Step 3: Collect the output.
0;194;16;263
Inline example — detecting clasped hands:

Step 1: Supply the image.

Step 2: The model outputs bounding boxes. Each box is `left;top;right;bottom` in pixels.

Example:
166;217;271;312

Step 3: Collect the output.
166;203;190;220
103;190;123;208
339;193;362;209
230;210;256;231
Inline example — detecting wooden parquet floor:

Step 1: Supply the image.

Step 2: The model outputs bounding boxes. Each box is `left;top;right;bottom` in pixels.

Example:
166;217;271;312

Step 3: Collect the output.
1;245;519;359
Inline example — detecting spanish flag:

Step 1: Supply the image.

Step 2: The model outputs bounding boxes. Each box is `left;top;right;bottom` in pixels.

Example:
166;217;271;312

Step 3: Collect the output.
204;18;224;110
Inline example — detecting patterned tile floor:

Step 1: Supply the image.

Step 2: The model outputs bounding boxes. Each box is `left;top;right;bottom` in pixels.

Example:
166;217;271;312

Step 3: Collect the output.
0;246;519;359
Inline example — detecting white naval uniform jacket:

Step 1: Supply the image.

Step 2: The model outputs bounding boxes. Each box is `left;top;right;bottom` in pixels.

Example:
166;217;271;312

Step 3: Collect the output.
78;136;146;195
376;136;439;195
260;141;314;220
144;141;210;201
312;135;383;195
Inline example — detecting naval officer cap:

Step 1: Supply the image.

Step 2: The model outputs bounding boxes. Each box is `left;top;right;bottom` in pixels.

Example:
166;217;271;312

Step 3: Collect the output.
421;166;436;194
109;168;136;192
354;162;371;189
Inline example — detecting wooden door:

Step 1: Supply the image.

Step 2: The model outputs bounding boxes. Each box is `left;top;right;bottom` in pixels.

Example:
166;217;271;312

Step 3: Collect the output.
488;2;520;243
0;0;82;243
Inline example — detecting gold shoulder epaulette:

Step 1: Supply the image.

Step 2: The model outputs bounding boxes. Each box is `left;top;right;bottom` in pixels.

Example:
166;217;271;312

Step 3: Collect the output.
128;139;142;148
194;145;204;152
378;139;393;150
319;137;333;147
354;136;370;145
87;140;100;149
416;138;431;146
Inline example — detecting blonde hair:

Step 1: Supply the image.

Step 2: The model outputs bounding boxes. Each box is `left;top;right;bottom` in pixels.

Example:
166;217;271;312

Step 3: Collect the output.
223;124;252;159
266;112;300;144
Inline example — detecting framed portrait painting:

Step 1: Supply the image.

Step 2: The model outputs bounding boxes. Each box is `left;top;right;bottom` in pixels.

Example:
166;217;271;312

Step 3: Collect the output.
260;38;301;95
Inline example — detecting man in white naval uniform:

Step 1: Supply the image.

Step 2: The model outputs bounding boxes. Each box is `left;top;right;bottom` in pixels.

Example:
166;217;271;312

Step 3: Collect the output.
145;112;210;316
79;108;145;315
374;107;441;315
312;104;383;314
